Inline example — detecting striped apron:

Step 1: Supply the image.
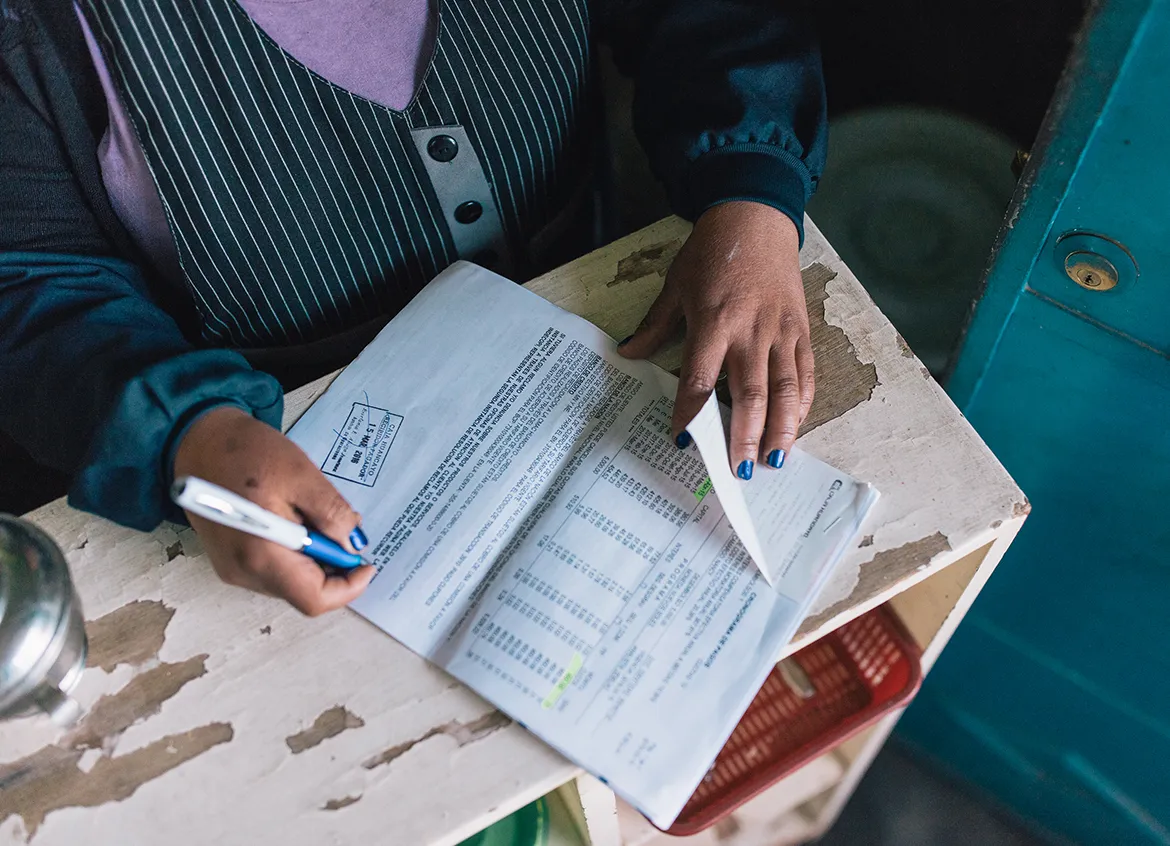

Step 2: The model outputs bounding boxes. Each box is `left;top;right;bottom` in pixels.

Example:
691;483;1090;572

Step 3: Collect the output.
81;0;593;353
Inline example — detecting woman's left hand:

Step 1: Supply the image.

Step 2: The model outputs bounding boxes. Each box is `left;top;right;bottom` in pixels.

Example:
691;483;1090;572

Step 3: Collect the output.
617;201;814;480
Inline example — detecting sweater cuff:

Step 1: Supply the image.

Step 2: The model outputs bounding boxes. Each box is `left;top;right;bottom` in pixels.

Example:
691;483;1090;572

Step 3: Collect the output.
685;144;813;246
68;350;284;531
162;398;248;486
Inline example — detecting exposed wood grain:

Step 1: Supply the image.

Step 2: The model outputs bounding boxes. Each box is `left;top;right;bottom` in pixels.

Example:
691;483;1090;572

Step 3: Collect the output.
64;655;208;751
0;216;1024;846
322;795;362;811
84;600;174;672
285;706;365;754
800;263;879;434
362;710;511;771
0;723;232;838
797;534;952;636
62;659;208;758
609;240;681;287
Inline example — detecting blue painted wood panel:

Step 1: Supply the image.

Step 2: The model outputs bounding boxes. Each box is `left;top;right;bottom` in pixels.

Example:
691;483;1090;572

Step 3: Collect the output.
901;291;1170;844
897;1;1170;842
945;0;1152;408
1028;6;1170;352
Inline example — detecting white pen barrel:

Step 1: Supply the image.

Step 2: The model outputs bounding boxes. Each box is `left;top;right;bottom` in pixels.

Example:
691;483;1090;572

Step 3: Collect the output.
171;476;309;550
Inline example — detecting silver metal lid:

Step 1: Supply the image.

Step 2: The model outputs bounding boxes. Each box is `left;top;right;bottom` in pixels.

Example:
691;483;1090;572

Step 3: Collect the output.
0;516;76;715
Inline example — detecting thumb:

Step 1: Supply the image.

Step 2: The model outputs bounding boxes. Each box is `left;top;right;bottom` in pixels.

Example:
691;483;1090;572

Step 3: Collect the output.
294;472;365;553
616;283;683;360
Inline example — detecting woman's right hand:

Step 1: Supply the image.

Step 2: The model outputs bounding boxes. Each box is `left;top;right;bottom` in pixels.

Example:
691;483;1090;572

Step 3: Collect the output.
172;406;375;615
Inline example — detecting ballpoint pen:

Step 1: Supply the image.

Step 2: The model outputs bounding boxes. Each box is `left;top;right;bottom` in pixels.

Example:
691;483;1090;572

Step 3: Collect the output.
170;476;366;570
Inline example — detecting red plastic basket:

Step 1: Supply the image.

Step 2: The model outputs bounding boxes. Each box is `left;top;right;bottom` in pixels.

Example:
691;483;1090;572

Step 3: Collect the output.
665;605;922;836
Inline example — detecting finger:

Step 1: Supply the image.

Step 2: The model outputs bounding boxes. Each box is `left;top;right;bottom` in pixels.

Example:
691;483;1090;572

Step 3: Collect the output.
762;344;803;469
260;549;375;617
616;283;683;360
726;346;769;479
671;324;728;447
795;336;816;427
292;471;365;553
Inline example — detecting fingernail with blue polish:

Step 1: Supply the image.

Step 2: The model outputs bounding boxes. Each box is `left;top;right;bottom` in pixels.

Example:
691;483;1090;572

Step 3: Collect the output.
349;526;368;551
618;335;634;347
675;431;692;449
767;449;786;469
737;460;754;480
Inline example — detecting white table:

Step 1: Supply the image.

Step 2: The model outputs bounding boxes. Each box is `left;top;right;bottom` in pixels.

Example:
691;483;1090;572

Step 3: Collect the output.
0;217;1026;846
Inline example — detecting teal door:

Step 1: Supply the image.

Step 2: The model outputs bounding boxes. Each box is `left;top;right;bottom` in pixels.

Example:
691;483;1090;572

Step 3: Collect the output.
896;1;1170;843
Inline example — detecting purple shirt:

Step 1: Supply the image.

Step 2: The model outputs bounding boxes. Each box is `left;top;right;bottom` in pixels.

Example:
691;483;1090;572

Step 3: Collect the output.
76;0;435;281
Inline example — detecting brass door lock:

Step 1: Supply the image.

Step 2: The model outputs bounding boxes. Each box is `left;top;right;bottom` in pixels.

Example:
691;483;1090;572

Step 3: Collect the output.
1064;251;1119;291
1053;231;1138;294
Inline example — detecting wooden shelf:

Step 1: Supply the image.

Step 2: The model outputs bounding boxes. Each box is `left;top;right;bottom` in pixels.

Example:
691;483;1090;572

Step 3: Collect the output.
597;539;1009;846
0;218;1024;846
615;751;842;846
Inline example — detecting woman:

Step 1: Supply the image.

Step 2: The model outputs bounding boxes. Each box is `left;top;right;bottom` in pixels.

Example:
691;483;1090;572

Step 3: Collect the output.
0;0;826;614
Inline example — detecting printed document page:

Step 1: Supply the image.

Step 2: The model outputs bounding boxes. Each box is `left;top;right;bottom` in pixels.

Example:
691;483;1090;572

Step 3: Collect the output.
287;262;878;827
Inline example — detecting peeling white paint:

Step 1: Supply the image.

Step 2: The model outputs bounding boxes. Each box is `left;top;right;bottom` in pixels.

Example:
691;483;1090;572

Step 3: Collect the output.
1;217;1022;846
77;749;103;774
796;220;1019;617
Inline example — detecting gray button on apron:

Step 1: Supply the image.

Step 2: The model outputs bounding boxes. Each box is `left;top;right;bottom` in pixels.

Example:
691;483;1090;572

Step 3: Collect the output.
82;0;591;347
411;125;513;276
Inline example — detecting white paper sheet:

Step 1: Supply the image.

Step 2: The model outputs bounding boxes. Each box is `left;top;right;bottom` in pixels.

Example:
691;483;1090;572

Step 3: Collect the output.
288;262;878;828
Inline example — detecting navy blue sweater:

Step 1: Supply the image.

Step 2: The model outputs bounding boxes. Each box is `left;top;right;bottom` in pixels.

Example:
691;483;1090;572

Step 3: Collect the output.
0;0;826;529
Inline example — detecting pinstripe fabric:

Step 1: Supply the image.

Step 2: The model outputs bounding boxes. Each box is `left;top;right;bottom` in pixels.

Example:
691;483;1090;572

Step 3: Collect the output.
83;0;591;347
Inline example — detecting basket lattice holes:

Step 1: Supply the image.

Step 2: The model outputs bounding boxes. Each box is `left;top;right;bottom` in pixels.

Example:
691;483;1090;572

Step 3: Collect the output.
668;606;922;835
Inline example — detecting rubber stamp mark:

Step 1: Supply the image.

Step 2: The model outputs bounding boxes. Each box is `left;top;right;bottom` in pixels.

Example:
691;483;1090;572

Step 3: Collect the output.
322;400;403;487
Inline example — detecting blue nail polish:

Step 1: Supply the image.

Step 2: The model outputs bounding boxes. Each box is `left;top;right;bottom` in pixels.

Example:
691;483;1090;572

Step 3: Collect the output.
349;526;368;550
675;431;692;449
767;449;786;469
618;335;634;346
737;460;754;480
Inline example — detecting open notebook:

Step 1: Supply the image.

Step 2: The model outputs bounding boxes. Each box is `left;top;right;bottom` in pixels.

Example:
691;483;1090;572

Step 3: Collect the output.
288;262;878;828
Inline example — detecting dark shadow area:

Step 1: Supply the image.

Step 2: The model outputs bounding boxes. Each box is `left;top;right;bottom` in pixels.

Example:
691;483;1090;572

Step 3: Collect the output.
815;0;1084;147
0;431;67;515
817;742;1062;846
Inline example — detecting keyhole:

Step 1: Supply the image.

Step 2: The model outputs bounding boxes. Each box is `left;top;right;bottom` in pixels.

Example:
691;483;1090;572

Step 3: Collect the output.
1060;243;1128;292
